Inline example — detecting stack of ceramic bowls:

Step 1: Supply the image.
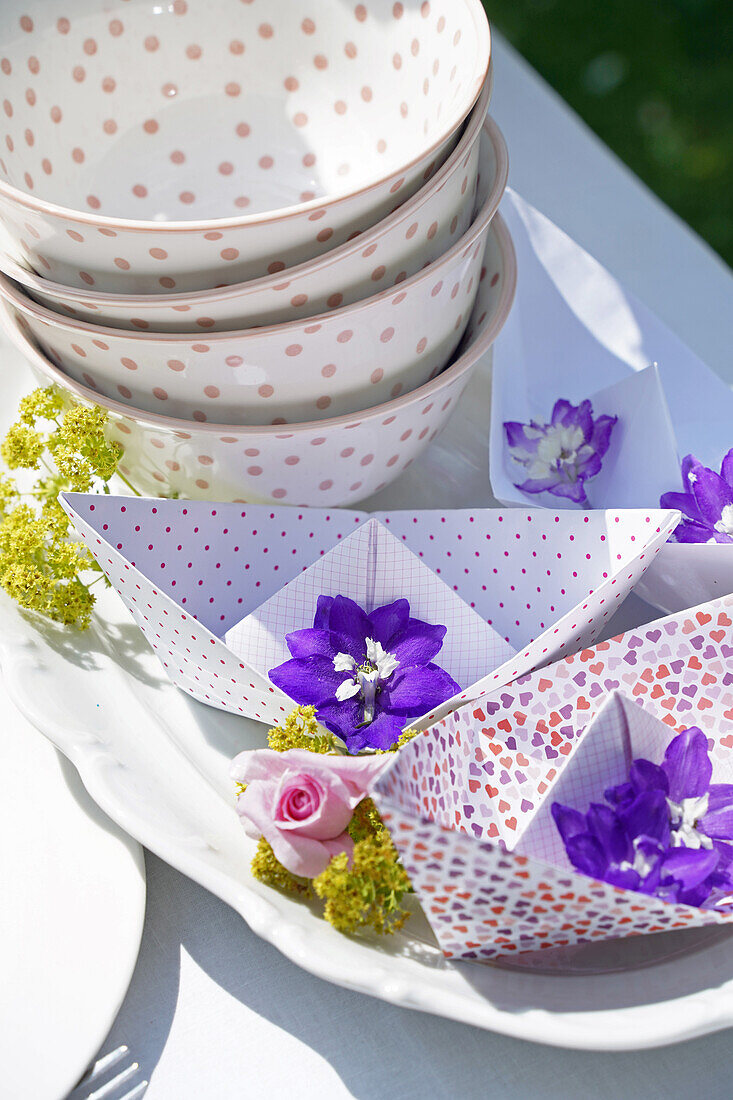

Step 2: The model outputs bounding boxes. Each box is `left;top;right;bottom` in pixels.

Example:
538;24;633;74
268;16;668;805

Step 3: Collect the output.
0;0;515;506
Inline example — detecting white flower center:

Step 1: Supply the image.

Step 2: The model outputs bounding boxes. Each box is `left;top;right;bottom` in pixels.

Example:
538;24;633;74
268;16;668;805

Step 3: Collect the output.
667;792;713;849
510;423;587;483
714;503;733;535
333;637;399;725
619;836;658;878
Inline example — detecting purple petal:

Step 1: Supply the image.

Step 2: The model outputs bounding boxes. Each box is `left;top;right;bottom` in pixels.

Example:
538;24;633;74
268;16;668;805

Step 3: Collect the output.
707;784;733;813
587;802;629;864
328;595;371;660
313;594;334;630
575;449;603;481
629;758;668;795
701;785;733;840
661;846;720;892
712;839;733;872
618;789;671;845
269;655;346;707
604;780;635;810
542;477;589;505
550;399;575;427
552;398;592;441
604;865;642;891
551;802;587;844
565;833;608;879
345;711;406;753
515;472;564;495
681;453;705;486
690;466;733;527
504;420;539;453
660;490;704;524
662;727;712;801
315;697;362;743
587;413;617;459
388;620;447;668
701;807;733;841
672;518;729;544
676;880;717;908
286;627;335;660
383;663;460;716
721;448;733;488
367;599;410;647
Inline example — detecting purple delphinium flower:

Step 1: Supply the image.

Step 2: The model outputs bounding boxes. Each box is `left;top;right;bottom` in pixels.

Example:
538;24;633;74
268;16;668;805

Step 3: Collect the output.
268;594;460;753
504;398;617;505
552;727;733;910
661;450;733;544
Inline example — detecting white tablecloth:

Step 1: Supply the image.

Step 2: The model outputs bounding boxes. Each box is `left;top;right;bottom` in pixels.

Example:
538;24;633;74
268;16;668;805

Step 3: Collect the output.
68;34;733;1100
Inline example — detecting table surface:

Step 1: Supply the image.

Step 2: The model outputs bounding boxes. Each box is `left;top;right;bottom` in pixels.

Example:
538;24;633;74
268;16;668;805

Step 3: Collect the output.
58;33;733;1100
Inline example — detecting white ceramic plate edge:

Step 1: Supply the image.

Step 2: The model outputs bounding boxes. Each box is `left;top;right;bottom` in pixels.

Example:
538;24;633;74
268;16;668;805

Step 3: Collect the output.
0;646;147;1100
4;610;733;1054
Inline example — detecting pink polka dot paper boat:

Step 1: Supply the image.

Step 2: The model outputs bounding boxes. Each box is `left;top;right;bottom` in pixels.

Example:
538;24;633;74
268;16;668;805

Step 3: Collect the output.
60;492;677;732
371;595;733;960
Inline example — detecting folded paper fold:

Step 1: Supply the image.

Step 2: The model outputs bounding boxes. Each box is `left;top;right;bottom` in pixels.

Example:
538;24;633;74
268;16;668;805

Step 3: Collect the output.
61;494;677;730
372;594;733;958
490;189;733;612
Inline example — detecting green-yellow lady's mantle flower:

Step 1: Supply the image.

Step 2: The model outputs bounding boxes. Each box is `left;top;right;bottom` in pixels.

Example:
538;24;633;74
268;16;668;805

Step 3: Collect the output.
0;386;132;628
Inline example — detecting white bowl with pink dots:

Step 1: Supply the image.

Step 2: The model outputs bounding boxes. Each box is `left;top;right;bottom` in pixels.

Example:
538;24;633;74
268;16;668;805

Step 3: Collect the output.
1;213;515;506
1;124;505;425
0;0;490;293
0;90;502;333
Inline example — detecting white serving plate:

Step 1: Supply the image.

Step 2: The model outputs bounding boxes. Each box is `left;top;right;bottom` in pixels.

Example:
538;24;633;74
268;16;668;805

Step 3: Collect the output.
0;364;146;1100
2;335;733;1052
0;682;146;1100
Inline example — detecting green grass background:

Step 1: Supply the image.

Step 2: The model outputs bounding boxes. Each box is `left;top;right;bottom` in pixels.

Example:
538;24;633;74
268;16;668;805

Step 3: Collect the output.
484;0;732;265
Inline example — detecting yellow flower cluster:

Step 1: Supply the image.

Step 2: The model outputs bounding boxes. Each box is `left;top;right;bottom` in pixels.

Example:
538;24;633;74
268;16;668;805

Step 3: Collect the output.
0;386;131;629
248;706;414;937
312;797;412;936
265;704;338;754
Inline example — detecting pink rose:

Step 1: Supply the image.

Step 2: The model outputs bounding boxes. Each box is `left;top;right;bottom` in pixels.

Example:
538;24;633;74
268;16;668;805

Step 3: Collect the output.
230;748;390;878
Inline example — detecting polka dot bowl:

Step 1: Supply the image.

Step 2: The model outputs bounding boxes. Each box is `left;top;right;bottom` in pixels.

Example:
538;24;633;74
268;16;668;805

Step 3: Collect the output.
0;0;490;293
0;122;505;425
0;212;515;506
0;87;501;333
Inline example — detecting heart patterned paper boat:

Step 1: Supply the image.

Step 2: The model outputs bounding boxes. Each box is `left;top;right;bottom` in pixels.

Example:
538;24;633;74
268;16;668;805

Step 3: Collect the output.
372;596;733;959
61;494;677;730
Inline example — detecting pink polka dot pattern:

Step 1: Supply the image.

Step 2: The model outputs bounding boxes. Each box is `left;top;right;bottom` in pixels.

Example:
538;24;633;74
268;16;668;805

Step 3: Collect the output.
9;214;514;506
0;0;490;293
5;186;506;425
4;108;500;327
60;493;676;756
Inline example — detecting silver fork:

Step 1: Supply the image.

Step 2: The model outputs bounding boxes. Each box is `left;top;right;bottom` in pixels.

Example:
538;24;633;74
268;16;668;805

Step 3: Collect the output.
67;1045;148;1100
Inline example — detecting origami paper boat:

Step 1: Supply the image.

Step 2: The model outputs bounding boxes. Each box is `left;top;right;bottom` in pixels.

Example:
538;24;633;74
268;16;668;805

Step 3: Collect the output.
61;494;677;730
372;594;733;959
489;188;733;614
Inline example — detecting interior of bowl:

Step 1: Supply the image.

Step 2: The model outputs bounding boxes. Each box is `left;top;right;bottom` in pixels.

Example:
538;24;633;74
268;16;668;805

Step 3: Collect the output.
0;0;488;222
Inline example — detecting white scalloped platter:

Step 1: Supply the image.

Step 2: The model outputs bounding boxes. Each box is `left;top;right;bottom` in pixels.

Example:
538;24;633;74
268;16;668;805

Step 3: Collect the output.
3;331;733;1052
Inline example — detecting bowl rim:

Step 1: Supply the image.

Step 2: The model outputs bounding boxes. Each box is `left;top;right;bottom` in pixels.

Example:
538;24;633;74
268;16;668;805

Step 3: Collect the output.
0;89;499;311
0;120;507;345
0;212;515;437
0;6;490;233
